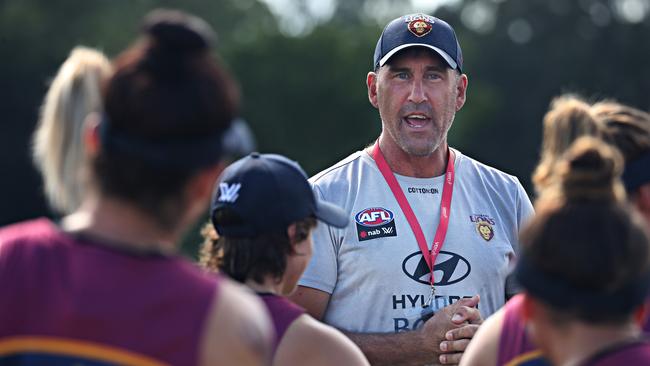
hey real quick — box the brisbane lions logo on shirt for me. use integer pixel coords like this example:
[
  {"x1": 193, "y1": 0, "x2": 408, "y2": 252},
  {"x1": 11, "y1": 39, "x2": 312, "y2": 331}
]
[
  {"x1": 469, "y1": 214, "x2": 496, "y2": 242},
  {"x1": 355, "y1": 207, "x2": 397, "y2": 242}
]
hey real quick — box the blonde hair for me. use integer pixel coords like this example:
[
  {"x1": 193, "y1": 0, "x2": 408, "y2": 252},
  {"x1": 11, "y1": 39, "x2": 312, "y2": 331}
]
[
  {"x1": 532, "y1": 95, "x2": 602, "y2": 194},
  {"x1": 591, "y1": 100, "x2": 650, "y2": 163},
  {"x1": 536, "y1": 137, "x2": 626, "y2": 209},
  {"x1": 32, "y1": 47, "x2": 112, "y2": 213}
]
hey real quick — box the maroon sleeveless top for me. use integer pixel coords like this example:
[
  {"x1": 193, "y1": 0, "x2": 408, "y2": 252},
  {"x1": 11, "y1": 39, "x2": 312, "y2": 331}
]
[
  {"x1": 498, "y1": 294, "x2": 548, "y2": 366},
  {"x1": 0, "y1": 218, "x2": 220, "y2": 366},
  {"x1": 258, "y1": 293, "x2": 305, "y2": 354}
]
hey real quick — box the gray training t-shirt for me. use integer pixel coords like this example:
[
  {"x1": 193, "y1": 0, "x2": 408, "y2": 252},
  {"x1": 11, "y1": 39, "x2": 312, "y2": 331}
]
[{"x1": 299, "y1": 148, "x2": 534, "y2": 333}]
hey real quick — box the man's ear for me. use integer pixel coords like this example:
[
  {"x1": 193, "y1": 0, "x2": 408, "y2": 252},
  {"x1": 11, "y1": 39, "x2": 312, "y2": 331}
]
[
  {"x1": 367, "y1": 71, "x2": 379, "y2": 108},
  {"x1": 455, "y1": 73, "x2": 468, "y2": 112},
  {"x1": 83, "y1": 112, "x2": 102, "y2": 158}
]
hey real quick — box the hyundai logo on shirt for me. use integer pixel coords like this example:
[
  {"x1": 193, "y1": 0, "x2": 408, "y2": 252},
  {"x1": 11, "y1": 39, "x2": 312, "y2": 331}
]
[{"x1": 402, "y1": 250, "x2": 471, "y2": 285}]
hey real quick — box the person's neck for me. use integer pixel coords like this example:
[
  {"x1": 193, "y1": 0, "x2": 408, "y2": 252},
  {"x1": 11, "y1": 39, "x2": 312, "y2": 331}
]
[
  {"x1": 245, "y1": 276, "x2": 284, "y2": 295},
  {"x1": 370, "y1": 133, "x2": 449, "y2": 178},
  {"x1": 546, "y1": 321, "x2": 640, "y2": 366},
  {"x1": 61, "y1": 195, "x2": 180, "y2": 255}
]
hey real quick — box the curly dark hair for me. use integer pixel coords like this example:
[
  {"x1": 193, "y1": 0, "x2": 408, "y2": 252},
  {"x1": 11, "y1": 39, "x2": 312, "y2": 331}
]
[{"x1": 200, "y1": 210, "x2": 317, "y2": 284}]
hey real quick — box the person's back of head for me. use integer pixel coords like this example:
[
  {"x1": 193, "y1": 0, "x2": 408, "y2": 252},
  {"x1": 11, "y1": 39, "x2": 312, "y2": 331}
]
[
  {"x1": 592, "y1": 101, "x2": 650, "y2": 197},
  {"x1": 33, "y1": 46, "x2": 112, "y2": 214},
  {"x1": 532, "y1": 95, "x2": 602, "y2": 194},
  {"x1": 518, "y1": 137, "x2": 650, "y2": 326},
  {"x1": 84, "y1": 10, "x2": 272, "y2": 366},
  {"x1": 95, "y1": 9, "x2": 239, "y2": 229},
  {"x1": 592, "y1": 101, "x2": 650, "y2": 163}
]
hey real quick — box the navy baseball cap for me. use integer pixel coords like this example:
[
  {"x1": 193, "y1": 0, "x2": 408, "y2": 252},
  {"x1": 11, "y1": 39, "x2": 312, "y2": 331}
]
[
  {"x1": 211, "y1": 153, "x2": 348, "y2": 237},
  {"x1": 373, "y1": 13, "x2": 463, "y2": 72}
]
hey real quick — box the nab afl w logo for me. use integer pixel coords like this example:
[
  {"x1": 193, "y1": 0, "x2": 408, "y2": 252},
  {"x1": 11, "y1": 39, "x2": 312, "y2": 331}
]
[
  {"x1": 218, "y1": 183, "x2": 241, "y2": 203},
  {"x1": 402, "y1": 250, "x2": 471, "y2": 285},
  {"x1": 355, "y1": 207, "x2": 397, "y2": 242}
]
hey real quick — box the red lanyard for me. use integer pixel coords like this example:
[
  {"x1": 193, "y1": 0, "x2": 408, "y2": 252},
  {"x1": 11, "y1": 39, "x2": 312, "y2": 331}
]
[{"x1": 372, "y1": 142, "x2": 455, "y2": 287}]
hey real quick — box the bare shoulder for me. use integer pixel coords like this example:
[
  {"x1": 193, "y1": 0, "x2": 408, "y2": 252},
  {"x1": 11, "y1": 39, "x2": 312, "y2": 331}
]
[
  {"x1": 459, "y1": 307, "x2": 505, "y2": 366},
  {"x1": 199, "y1": 279, "x2": 273, "y2": 366},
  {"x1": 274, "y1": 314, "x2": 369, "y2": 366}
]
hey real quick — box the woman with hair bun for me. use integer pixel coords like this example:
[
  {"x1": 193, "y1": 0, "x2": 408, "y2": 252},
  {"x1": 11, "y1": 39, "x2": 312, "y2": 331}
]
[
  {"x1": 514, "y1": 137, "x2": 650, "y2": 365},
  {"x1": 461, "y1": 98, "x2": 650, "y2": 366},
  {"x1": 463, "y1": 137, "x2": 650, "y2": 366},
  {"x1": 0, "y1": 9, "x2": 272, "y2": 366}
]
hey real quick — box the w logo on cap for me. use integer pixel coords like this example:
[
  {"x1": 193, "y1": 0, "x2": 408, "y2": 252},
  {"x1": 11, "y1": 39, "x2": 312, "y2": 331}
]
[{"x1": 218, "y1": 183, "x2": 241, "y2": 203}]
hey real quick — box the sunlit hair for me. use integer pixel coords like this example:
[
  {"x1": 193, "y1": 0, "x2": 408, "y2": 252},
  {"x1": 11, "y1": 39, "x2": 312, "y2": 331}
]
[
  {"x1": 532, "y1": 95, "x2": 602, "y2": 195},
  {"x1": 32, "y1": 47, "x2": 112, "y2": 214},
  {"x1": 592, "y1": 100, "x2": 650, "y2": 163}
]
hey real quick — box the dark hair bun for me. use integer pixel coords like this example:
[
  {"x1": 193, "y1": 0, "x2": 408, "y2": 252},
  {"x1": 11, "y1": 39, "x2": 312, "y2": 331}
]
[
  {"x1": 142, "y1": 9, "x2": 216, "y2": 54},
  {"x1": 559, "y1": 137, "x2": 624, "y2": 202}
]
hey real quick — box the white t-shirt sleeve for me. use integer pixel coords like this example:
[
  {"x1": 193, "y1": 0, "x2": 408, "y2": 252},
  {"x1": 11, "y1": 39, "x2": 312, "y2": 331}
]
[
  {"x1": 516, "y1": 181, "x2": 535, "y2": 230},
  {"x1": 298, "y1": 186, "x2": 339, "y2": 294},
  {"x1": 505, "y1": 179, "x2": 535, "y2": 297}
]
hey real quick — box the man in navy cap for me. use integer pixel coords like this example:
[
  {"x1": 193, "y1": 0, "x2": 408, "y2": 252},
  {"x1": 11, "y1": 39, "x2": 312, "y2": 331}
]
[{"x1": 291, "y1": 13, "x2": 534, "y2": 365}]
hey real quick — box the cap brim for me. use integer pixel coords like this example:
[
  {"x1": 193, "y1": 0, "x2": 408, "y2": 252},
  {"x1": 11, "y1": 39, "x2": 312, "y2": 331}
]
[
  {"x1": 314, "y1": 199, "x2": 348, "y2": 228},
  {"x1": 379, "y1": 43, "x2": 457, "y2": 70}
]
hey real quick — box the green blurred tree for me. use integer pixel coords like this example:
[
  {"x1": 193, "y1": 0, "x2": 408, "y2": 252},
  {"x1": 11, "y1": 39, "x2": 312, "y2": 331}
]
[
  {"x1": 0, "y1": 0, "x2": 278, "y2": 227},
  {"x1": 436, "y1": 0, "x2": 650, "y2": 189}
]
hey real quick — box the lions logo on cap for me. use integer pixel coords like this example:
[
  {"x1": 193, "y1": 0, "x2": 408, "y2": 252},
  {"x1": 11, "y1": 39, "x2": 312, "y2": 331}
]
[
  {"x1": 476, "y1": 220, "x2": 494, "y2": 241},
  {"x1": 405, "y1": 14, "x2": 434, "y2": 37}
]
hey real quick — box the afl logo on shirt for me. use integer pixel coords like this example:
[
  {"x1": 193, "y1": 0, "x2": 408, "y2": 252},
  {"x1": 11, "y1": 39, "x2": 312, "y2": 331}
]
[{"x1": 355, "y1": 207, "x2": 397, "y2": 242}]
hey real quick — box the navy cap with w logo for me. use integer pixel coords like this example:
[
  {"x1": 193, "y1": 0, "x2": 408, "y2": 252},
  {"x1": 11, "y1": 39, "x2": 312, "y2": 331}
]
[
  {"x1": 211, "y1": 153, "x2": 348, "y2": 237},
  {"x1": 373, "y1": 13, "x2": 463, "y2": 72}
]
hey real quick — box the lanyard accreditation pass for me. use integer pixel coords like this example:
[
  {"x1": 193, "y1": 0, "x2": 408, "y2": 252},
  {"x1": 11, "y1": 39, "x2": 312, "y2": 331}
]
[{"x1": 372, "y1": 142, "x2": 456, "y2": 311}]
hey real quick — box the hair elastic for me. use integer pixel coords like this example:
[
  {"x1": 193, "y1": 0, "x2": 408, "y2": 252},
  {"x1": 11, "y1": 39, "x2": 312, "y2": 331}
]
[{"x1": 99, "y1": 113, "x2": 224, "y2": 169}]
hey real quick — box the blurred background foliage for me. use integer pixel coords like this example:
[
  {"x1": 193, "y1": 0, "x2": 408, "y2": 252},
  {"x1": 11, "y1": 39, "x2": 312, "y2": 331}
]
[{"x1": 1, "y1": 0, "x2": 649, "y2": 257}]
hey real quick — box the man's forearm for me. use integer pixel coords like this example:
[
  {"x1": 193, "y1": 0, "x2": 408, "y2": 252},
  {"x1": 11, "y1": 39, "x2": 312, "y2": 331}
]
[{"x1": 344, "y1": 331, "x2": 441, "y2": 366}]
